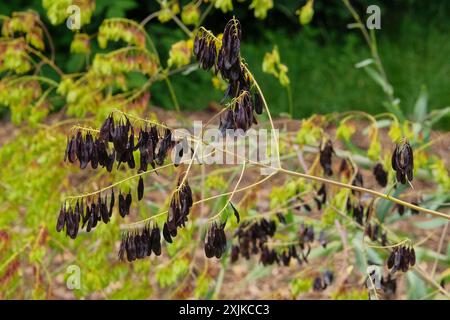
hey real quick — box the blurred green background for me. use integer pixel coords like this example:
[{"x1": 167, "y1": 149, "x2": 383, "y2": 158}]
[{"x1": 1, "y1": 0, "x2": 449, "y2": 127}]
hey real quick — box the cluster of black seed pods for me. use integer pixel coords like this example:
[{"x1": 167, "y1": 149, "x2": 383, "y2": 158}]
[
  {"x1": 230, "y1": 218, "x2": 276, "y2": 263},
  {"x1": 57, "y1": 159, "x2": 149, "y2": 237},
  {"x1": 194, "y1": 18, "x2": 263, "y2": 134},
  {"x1": 114, "y1": 177, "x2": 193, "y2": 262},
  {"x1": 118, "y1": 225, "x2": 161, "y2": 262},
  {"x1": 65, "y1": 130, "x2": 115, "y2": 171},
  {"x1": 57, "y1": 191, "x2": 115, "y2": 238},
  {"x1": 230, "y1": 217, "x2": 322, "y2": 267},
  {"x1": 65, "y1": 114, "x2": 176, "y2": 173},
  {"x1": 163, "y1": 179, "x2": 193, "y2": 243},
  {"x1": 387, "y1": 245, "x2": 416, "y2": 274},
  {"x1": 391, "y1": 139, "x2": 414, "y2": 185},
  {"x1": 204, "y1": 221, "x2": 227, "y2": 259}
]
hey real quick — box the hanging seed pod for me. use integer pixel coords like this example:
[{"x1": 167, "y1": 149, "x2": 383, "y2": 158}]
[
  {"x1": 373, "y1": 163, "x2": 388, "y2": 187},
  {"x1": 135, "y1": 234, "x2": 146, "y2": 259},
  {"x1": 109, "y1": 189, "x2": 115, "y2": 217},
  {"x1": 137, "y1": 176, "x2": 144, "y2": 201},
  {"x1": 56, "y1": 203, "x2": 66, "y2": 232},
  {"x1": 409, "y1": 247, "x2": 416, "y2": 266},
  {"x1": 100, "y1": 195, "x2": 109, "y2": 224},
  {"x1": 276, "y1": 212, "x2": 287, "y2": 224},
  {"x1": 397, "y1": 204, "x2": 405, "y2": 217},
  {"x1": 125, "y1": 191, "x2": 132, "y2": 216},
  {"x1": 99, "y1": 114, "x2": 114, "y2": 142},
  {"x1": 391, "y1": 139, "x2": 414, "y2": 184},
  {"x1": 319, "y1": 139, "x2": 334, "y2": 176},
  {"x1": 230, "y1": 202, "x2": 240, "y2": 223},
  {"x1": 231, "y1": 245, "x2": 240, "y2": 263},
  {"x1": 118, "y1": 192, "x2": 126, "y2": 218},
  {"x1": 126, "y1": 234, "x2": 137, "y2": 262},
  {"x1": 151, "y1": 226, "x2": 162, "y2": 256},
  {"x1": 204, "y1": 222, "x2": 227, "y2": 259},
  {"x1": 142, "y1": 227, "x2": 152, "y2": 257},
  {"x1": 253, "y1": 91, "x2": 263, "y2": 115},
  {"x1": 162, "y1": 223, "x2": 172, "y2": 243},
  {"x1": 118, "y1": 234, "x2": 126, "y2": 261}
]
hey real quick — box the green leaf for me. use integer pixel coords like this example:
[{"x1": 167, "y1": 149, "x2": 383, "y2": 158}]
[
  {"x1": 413, "y1": 86, "x2": 428, "y2": 122},
  {"x1": 363, "y1": 66, "x2": 393, "y2": 96},
  {"x1": 407, "y1": 272, "x2": 427, "y2": 300},
  {"x1": 354, "y1": 58, "x2": 373, "y2": 68},
  {"x1": 413, "y1": 218, "x2": 447, "y2": 229},
  {"x1": 352, "y1": 234, "x2": 367, "y2": 273}
]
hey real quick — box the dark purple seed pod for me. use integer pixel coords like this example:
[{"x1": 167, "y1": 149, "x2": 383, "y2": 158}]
[
  {"x1": 319, "y1": 139, "x2": 334, "y2": 176},
  {"x1": 230, "y1": 202, "x2": 240, "y2": 223},
  {"x1": 68, "y1": 136, "x2": 77, "y2": 163},
  {"x1": 126, "y1": 235, "x2": 137, "y2": 262},
  {"x1": 409, "y1": 247, "x2": 416, "y2": 266},
  {"x1": 118, "y1": 234, "x2": 126, "y2": 261},
  {"x1": 393, "y1": 248, "x2": 402, "y2": 273},
  {"x1": 137, "y1": 176, "x2": 144, "y2": 201},
  {"x1": 276, "y1": 212, "x2": 286, "y2": 224},
  {"x1": 387, "y1": 251, "x2": 395, "y2": 269},
  {"x1": 204, "y1": 243, "x2": 214, "y2": 258},
  {"x1": 143, "y1": 227, "x2": 152, "y2": 256},
  {"x1": 230, "y1": 245, "x2": 239, "y2": 262},
  {"x1": 397, "y1": 204, "x2": 405, "y2": 216},
  {"x1": 64, "y1": 137, "x2": 70, "y2": 162},
  {"x1": 151, "y1": 226, "x2": 161, "y2": 256},
  {"x1": 86, "y1": 211, "x2": 94, "y2": 232},
  {"x1": 100, "y1": 196, "x2": 109, "y2": 224},
  {"x1": 193, "y1": 34, "x2": 200, "y2": 56},
  {"x1": 118, "y1": 192, "x2": 126, "y2": 218},
  {"x1": 82, "y1": 203, "x2": 91, "y2": 228},
  {"x1": 125, "y1": 191, "x2": 132, "y2": 216},
  {"x1": 391, "y1": 140, "x2": 414, "y2": 184},
  {"x1": 373, "y1": 163, "x2": 388, "y2": 187},
  {"x1": 99, "y1": 114, "x2": 113, "y2": 142},
  {"x1": 162, "y1": 223, "x2": 172, "y2": 243},
  {"x1": 56, "y1": 203, "x2": 66, "y2": 232},
  {"x1": 135, "y1": 234, "x2": 146, "y2": 259},
  {"x1": 254, "y1": 92, "x2": 263, "y2": 115},
  {"x1": 109, "y1": 189, "x2": 115, "y2": 217}
]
